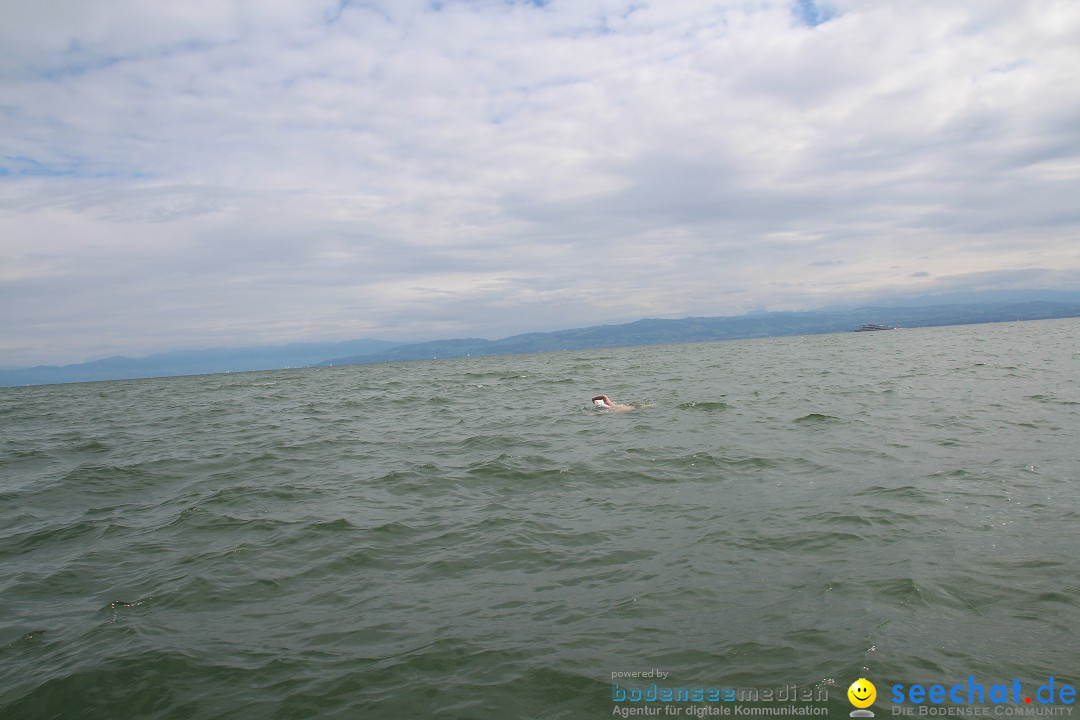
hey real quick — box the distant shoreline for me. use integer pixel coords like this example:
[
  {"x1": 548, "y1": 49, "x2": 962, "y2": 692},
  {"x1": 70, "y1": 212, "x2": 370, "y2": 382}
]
[{"x1": 4, "y1": 299, "x2": 1080, "y2": 388}]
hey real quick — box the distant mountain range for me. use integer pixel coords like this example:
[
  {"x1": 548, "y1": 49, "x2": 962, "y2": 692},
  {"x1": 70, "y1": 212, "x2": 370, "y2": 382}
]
[
  {"x1": 3, "y1": 298, "x2": 1080, "y2": 387},
  {"x1": 0, "y1": 339, "x2": 401, "y2": 387},
  {"x1": 318, "y1": 299, "x2": 1080, "y2": 365}
]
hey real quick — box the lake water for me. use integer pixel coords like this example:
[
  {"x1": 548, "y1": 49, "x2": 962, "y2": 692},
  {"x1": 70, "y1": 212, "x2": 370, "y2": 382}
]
[{"x1": 2, "y1": 318, "x2": 1078, "y2": 719}]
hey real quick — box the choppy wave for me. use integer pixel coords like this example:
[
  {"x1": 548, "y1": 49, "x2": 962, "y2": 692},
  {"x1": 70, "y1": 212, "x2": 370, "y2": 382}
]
[{"x1": 2, "y1": 318, "x2": 1079, "y2": 718}]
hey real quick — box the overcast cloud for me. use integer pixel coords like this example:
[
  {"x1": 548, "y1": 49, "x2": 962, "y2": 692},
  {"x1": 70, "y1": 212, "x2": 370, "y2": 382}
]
[{"x1": 2, "y1": 0, "x2": 1079, "y2": 366}]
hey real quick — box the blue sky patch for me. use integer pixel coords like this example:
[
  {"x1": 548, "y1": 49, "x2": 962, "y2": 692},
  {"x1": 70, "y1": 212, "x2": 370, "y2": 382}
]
[{"x1": 794, "y1": 0, "x2": 835, "y2": 27}]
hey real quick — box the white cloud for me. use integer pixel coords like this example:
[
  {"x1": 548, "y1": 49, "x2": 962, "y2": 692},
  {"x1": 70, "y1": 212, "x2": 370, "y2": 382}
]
[{"x1": 1, "y1": 0, "x2": 1079, "y2": 366}]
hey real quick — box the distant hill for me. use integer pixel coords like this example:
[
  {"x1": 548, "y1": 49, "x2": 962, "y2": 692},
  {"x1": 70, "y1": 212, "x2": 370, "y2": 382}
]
[
  {"x1": 0, "y1": 339, "x2": 401, "y2": 387},
  {"x1": 4, "y1": 299, "x2": 1080, "y2": 387},
  {"x1": 321, "y1": 300, "x2": 1080, "y2": 366}
]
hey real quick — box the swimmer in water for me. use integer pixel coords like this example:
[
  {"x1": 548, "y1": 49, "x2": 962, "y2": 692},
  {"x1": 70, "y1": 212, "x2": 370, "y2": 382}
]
[{"x1": 591, "y1": 394, "x2": 634, "y2": 412}]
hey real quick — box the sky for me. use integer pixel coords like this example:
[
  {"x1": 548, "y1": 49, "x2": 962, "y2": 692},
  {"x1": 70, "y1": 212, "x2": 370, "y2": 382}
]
[{"x1": 2, "y1": 0, "x2": 1080, "y2": 367}]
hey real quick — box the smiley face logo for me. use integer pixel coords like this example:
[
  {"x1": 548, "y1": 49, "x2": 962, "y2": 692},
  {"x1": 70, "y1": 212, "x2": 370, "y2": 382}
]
[{"x1": 848, "y1": 678, "x2": 876, "y2": 709}]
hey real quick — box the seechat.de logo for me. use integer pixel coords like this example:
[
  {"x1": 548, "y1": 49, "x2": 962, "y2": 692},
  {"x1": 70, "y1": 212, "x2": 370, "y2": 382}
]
[{"x1": 849, "y1": 678, "x2": 877, "y2": 717}]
